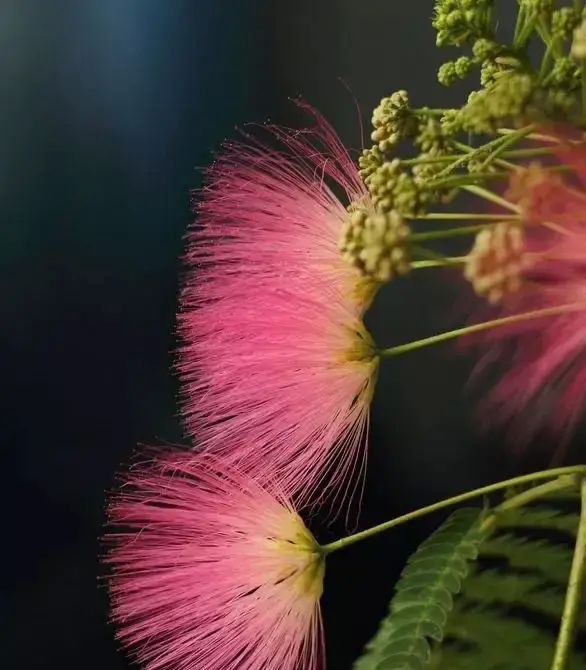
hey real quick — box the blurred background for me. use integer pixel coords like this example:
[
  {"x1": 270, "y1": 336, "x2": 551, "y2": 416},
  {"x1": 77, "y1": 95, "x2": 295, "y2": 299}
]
[{"x1": 1, "y1": 1, "x2": 556, "y2": 668}]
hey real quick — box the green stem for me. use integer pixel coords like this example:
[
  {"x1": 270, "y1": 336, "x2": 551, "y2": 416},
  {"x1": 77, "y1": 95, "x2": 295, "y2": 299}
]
[
  {"x1": 321, "y1": 467, "x2": 586, "y2": 555},
  {"x1": 482, "y1": 476, "x2": 580, "y2": 533},
  {"x1": 454, "y1": 140, "x2": 552, "y2": 165},
  {"x1": 516, "y1": 13, "x2": 539, "y2": 48},
  {"x1": 513, "y1": 2, "x2": 526, "y2": 48},
  {"x1": 402, "y1": 145, "x2": 553, "y2": 168},
  {"x1": 497, "y1": 128, "x2": 562, "y2": 144},
  {"x1": 411, "y1": 257, "x2": 466, "y2": 269},
  {"x1": 537, "y1": 18, "x2": 562, "y2": 58},
  {"x1": 478, "y1": 125, "x2": 535, "y2": 171},
  {"x1": 427, "y1": 172, "x2": 508, "y2": 191},
  {"x1": 551, "y1": 477, "x2": 586, "y2": 670},
  {"x1": 540, "y1": 40, "x2": 554, "y2": 78},
  {"x1": 414, "y1": 213, "x2": 520, "y2": 221},
  {"x1": 495, "y1": 157, "x2": 518, "y2": 171},
  {"x1": 436, "y1": 134, "x2": 510, "y2": 178},
  {"x1": 480, "y1": 476, "x2": 579, "y2": 534},
  {"x1": 496, "y1": 476, "x2": 578, "y2": 515},
  {"x1": 378, "y1": 302, "x2": 586, "y2": 358},
  {"x1": 402, "y1": 155, "x2": 458, "y2": 166},
  {"x1": 582, "y1": 60, "x2": 586, "y2": 120},
  {"x1": 462, "y1": 184, "x2": 520, "y2": 212},
  {"x1": 504, "y1": 146, "x2": 556, "y2": 158},
  {"x1": 410, "y1": 224, "x2": 488, "y2": 242}
]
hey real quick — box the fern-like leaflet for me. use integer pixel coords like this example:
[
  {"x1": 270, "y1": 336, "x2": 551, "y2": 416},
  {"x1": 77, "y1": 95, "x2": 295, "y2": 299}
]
[
  {"x1": 354, "y1": 507, "x2": 486, "y2": 669},
  {"x1": 355, "y1": 487, "x2": 586, "y2": 669}
]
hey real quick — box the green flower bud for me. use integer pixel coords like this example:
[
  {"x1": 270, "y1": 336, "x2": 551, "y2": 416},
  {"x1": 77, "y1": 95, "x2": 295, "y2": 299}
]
[
  {"x1": 438, "y1": 57, "x2": 473, "y2": 86},
  {"x1": 455, "y1": 55, "x2": 473, "y2": 77},
  {"x1": 438, "y1": 61, "x2": 458, "y2": 86},
  {"x1": 480, "y1": 59, "x2": 500, "y2": 87},
  {"x1": 472, "y1": 38, "x2": 501, "y2": 61}
]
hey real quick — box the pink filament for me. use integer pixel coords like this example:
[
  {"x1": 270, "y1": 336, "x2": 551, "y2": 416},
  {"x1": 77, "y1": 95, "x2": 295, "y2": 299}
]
[
  {"x1": 106, "y1": 453, "x2": 324, "y2": 670},
  {"x1": 471, "y1": 141, "x2": 586, "y2": 444},
  {"x1": 178, "y1": 103, "x2": 376, "y2": 502}
]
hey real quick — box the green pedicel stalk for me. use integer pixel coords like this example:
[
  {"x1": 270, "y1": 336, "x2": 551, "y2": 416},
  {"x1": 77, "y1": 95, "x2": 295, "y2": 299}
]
[
  {"x1": 377, "y1": 302, "x2": 586, "y2": 358},
  {"x1": 411, "y1": 257, "x2": 466, "y2": 269},
  {"x1": 551, "y1": 477, "x2": 586, "y2": 670},
  {"x1": 321, "y1": 466, "x2": 586, "y2": 555}
]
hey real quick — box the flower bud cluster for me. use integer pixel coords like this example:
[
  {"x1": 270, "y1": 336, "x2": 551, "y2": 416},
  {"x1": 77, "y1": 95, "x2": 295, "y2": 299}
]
[
  {"x1": 458, "y1": 72, "x2": 575, "y2": 133},
  {"x1": 464, "y1": 223, "x2": 527, "y2": 303},
  {"x1": 552, "y1": 7, "x2": 580, "y2": 42},
  {"x1": 433, "y1": 0, "x2": 493, "y2": 48},
  {"x1": 358, "y1": 146, "x2": 384, "y2": 183},
  {"x1": 340, "y1": 208, "x2": 411, "y2": 283},
  {"x1": 371, "y1": 90, "x2": 416, "y2": 151},
  {"x1": 366, "y1": 160, "x2": 432, "y2": 217}
]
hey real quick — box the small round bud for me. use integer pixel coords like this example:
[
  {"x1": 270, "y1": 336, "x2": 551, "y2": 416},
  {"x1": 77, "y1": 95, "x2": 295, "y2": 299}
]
[
  {"x1": 455, "y1": 55, "x2": 473, "y2": 78},
  {"x1": 472, "y1": 38, "x2": 500, "y2": 61},
  {"x1": 438, "y1": 61, "x2": 458, "y2": 86},
  {"x1": 480, "y1": 60, "x2": 500, "y2": 87}
]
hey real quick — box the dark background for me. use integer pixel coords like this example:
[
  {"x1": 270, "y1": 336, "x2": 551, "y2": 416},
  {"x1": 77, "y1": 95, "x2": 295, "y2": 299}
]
[{"x1": 0, "y1": 2, "x2": 554, "y2": 669}]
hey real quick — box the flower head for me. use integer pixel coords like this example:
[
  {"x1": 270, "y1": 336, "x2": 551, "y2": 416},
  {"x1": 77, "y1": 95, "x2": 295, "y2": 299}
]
[
  {"x1": 179, "y1": 104, "x2": 379, "y2": 502},
  {"x1": 106, "y1": 453, "x2": 325, "y2": 670},
  {"x1": 469, "y1": 142, "x2": 586, "y2": 443}
]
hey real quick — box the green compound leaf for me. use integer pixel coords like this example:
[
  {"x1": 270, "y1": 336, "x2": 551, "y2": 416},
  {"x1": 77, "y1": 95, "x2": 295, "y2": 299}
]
[
  {"x1": 354, "y1": 507, "x2": 487, "y2": 670},
  {"x1": 431, "y1": 492, "x2": 586, "y2": 670},
  {"x1": 355, "y1": 489, "x2": 586, "y2": 670}
]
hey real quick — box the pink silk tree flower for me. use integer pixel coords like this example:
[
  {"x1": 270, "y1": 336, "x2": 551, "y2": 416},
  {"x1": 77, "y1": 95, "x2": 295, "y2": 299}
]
[
  {"x1": 469, "y1": 145, "x2": 586, "y2": 445},
  {"x1": 178, "y1": 104, "x2": 379, "y2": 503},
  {"x1": 106, "y1": 452, "x2": 325, "y2": 670}
]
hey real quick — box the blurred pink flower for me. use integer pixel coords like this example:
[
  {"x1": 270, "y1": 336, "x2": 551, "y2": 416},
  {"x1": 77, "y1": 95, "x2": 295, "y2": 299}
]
[
  {"x1": 471, "y1": 143, "x2": 586, "y2": 444},
  {"x1": 179, "y1": 105, "x2": 378, "y2": 502},
  {"x1": 106, "y1": 452, "x2": 325, "y2": 670}
]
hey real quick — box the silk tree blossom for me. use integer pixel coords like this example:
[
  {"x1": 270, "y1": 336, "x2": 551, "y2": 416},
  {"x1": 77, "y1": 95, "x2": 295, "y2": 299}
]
[
  {"x1": 106, "y1": 452, "x2": 325, "y2": 670},
  {"x1": 179, "y1": 104, "x2": 379, "y2": 502},
  {"x1": 470, "y1": 142, "x2": 586, "y2": 444}
]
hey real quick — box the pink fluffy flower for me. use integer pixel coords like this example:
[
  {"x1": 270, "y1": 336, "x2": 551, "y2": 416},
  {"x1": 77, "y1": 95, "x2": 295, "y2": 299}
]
[
  {"x1": 179, "y1": 105, "x2": 378, "y2": 501},
  {"x1": 470, "y1": 143, "x2": 586, "y2": 444},
  {"x1": 106, "y1": 452, "x2": 325, "y2": 670}
]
